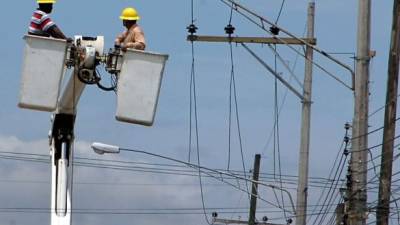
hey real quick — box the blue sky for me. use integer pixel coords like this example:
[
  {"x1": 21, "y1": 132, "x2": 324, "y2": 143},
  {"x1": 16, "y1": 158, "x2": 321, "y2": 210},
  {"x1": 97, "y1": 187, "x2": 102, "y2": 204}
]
[{"x1": 0, "y1": 0, "x2": 397, "y2": 225}]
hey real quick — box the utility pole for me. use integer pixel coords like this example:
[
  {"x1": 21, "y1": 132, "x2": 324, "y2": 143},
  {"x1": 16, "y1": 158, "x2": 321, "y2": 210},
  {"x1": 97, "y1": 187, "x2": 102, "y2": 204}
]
[
  {"x1": 336, "y1": 203, "x2": 345, "y2": 225},
  {"x1": 212, "y1": 154, "x2": 286, "y2": 225},
  {"x1": 212, "y1": 154, "x2": 264, "y2": 225},
  {"x1": 376, "y1": 1, "x2": 400, "y2": 225},
  {"x1": 187, "y1": 3, "x2": 363, "y2": 225},
  {"x1": 249, "y1": 154, "x2": 261, "y2": 225},
  {"x1": 295, "y1": 3, "x2": 315, "y2": 225},
  {"x1": 349, "y1": 0, "x2": 371, "y2": 224}
]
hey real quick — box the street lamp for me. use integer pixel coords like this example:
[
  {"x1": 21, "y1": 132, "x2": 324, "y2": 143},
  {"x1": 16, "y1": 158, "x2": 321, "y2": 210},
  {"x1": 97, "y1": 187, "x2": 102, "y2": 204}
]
[
  {"x1": 90, "y1": 142, "x2": 297, "y2": 215},
  {"x1": 91, "y1": 142, "x2": 120, "y2": 154}
]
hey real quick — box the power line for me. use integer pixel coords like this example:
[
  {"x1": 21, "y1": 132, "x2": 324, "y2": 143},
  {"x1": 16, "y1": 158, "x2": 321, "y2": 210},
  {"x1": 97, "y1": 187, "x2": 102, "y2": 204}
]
[
  {"x1": 261, "y1": 23, "x2": 307, "y2": 156},
  {"x1": 218, "y1": 0, "x2": 355, "y2": 90},
  {"x1": 0, "y1": 153, "x2": 348, "y2": 188},
  {"x1": 275, "y1": 0, "x2": 287, "y2": 24},
  {"x1": 188, "y1": 16, "x2": 212, "y2": 223},
  {"x1": 0, "y1": 151, "x2": 350, "y2": 190},
  {"x1": 272, "y1": 44, "x2": 288, "y2": 220},
  {"x1": 307, "y1": 129, "x2": 348, "y2": 224},
  {"x1": 0, "y1": 208, "x2": 338, "y2": 221},
  {"x1": 0, "y1": 148, "x2": 297, "y2": 213},
  {"x1": 312, "y1": 154, "x2": 347, "y2": 225},
  {"x1": 228, "y1": 41, "x2": 251, "y2": 202},
  {"x1": 0, "y1": 151, "x2": 349, "y2": 182}
]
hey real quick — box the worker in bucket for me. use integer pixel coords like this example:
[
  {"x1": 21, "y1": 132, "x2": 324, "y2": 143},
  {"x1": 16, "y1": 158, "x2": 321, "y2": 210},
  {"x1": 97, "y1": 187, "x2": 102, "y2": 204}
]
[
  {"x1": 28, "y1": 0, "x2": 67, "y2": 39},
  {"x1": 114, "y1": 7, "x2": 146, "y2": 51}
]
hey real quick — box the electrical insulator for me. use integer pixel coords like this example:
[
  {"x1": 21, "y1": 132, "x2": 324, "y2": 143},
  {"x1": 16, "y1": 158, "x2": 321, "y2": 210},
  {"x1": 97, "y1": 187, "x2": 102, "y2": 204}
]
[
  {"x1": 270, "y1": 26, "x2": 280, "y2": 35},
  {"x1": 225, "y1": 24, "x2": 235, "y2": 35},
  {"x1": 187, "y1": 24, "x2": 198, "y2": 34}
]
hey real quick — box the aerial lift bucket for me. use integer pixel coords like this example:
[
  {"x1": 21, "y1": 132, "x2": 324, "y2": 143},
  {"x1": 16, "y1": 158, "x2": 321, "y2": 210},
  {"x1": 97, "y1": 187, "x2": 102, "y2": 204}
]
[
  {"x1": 18, "y1": 35, "x2": 67, "y2": 112},
  {"x1": 18, "y1": 34, "x2": 167, "y2": 225},
  {"x1": 116, "y1": 49, "x2": 168, "y2": 126}
]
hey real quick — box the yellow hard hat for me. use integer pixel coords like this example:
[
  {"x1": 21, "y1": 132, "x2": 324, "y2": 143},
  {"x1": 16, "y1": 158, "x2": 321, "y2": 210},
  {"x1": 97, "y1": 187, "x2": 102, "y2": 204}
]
[
  {"x1": 37, "y1": 0, "x2": 56, "y2": 3},
  {"x1": 120, "y1": 7, "x2": 140, "y2": 21}
]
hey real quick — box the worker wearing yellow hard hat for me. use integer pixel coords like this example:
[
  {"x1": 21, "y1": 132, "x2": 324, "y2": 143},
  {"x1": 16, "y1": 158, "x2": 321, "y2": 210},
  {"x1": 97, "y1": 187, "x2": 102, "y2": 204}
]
[
  {"x1": 115, "y1": 7, "x2": 146, "y2": 51},
  {"x1": 119, "y1": 7, "x2": 140, "y2": 20},
  {"x1": 28, "y1": 0, "x2": 68, "y2": 39}
]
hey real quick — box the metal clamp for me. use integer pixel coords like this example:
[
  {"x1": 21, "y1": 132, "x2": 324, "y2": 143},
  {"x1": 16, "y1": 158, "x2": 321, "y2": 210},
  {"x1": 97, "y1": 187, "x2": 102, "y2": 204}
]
[{"x1": 105, "y1": 45, "x2": 124, "y2": 75}]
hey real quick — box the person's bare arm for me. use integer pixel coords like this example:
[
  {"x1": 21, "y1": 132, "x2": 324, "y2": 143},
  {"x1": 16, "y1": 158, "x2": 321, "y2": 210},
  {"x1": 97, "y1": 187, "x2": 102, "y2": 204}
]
[
  {"x1": 122, "y1": 42, "x2": 145, "y2": 51},
  {"x1": 115, "y1": 32, "x2": 127, "y2": 45},
  {"x1": 47, "y1": 25, "x2": 67, "y2": 39}
]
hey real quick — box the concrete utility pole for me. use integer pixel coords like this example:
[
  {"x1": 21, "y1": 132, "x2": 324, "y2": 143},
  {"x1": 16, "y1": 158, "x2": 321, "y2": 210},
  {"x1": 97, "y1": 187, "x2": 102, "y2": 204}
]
[
  {"x1": 249, "y1": 154, "x2": 261, "y2": 225},
  {"x1": 295, "y1": 3, "x2": 315, "y2": 225},
  {"x1": 349, "y1": 0, "x2": 371, "y2": 224},
  {"x1": 376, "y1": 1, "x2": 400, "y2": 225}
]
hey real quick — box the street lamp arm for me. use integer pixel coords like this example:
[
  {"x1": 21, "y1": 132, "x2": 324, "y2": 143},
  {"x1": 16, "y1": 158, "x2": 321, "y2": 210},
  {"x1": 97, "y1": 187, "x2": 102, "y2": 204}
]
[
  {"x1": 92, "y1": 143, "x2": 297, "y2": 215},
  {"x1": 110, "y1": 145, "x2": 296, "y2": 214}
]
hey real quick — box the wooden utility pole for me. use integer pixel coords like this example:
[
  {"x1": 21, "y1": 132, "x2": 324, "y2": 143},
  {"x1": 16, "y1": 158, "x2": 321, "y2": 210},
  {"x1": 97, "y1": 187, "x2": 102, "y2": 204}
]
[
  {"x1": 295, "y1": 3, "x2": 315, "y2": 225},
  {"x1": 349, "y1": 0, "x2": 371, "y2": 224},
  {"x1": 212, "y1": 155, "x2": 263, "y2": 225},
  {"x1": 212, "y1": 154, "x2": 286, "y2": 225},
  {"x1": 376, "y1": 1, "x2": 400, "y2": 225},
  {"x1": 336, "y1": 203, "x2": 345, "y2": 225},
  {"x1": 249, "y1": 154, "x2": 261, "y2": 225}
]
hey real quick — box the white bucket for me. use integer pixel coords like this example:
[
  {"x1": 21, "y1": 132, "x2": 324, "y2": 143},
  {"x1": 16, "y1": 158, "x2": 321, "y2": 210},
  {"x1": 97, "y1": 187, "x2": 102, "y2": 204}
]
[
  {"x1": 19, "y1": 35, "x2": 67, "y2": 112},
  {"x1": 116, "y1": 49, "x2": 168, "y2": 126}
]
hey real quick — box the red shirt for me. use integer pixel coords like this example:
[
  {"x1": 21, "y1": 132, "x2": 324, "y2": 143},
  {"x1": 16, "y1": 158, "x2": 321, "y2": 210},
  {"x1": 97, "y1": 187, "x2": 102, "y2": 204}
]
[{"x1": 28, "y1": 10, "x2": 55, "y2": 37}]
